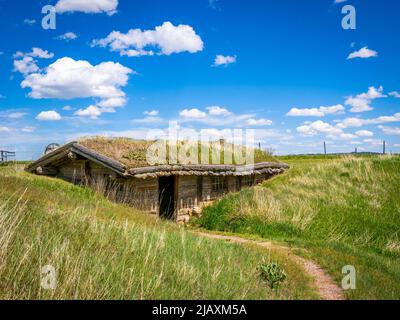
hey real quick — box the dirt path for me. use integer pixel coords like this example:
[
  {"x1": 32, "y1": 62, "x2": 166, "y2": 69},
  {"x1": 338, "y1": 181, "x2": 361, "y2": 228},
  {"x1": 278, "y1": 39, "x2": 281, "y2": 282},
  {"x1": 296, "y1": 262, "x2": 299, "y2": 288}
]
[{"x1": 193, "y1": 231, "x2": 345, "y2": 300}]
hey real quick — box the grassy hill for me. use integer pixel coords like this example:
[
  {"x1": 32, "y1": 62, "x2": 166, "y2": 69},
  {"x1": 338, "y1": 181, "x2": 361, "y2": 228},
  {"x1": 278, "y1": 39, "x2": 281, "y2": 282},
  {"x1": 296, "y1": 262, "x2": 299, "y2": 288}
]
[
  {"x1": 196, "y1": 155, "x2": 400, "y2": 299},
  {"x1": 0, "y1": 165, "x2": 316, "y2": 300}
]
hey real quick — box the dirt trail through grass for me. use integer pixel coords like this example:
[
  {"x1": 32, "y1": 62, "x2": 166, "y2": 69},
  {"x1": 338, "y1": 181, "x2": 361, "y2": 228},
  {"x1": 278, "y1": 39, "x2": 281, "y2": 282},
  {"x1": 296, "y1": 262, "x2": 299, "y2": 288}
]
[{"x1": 193, "y1": 231, "x2": 344, "y2": 300}]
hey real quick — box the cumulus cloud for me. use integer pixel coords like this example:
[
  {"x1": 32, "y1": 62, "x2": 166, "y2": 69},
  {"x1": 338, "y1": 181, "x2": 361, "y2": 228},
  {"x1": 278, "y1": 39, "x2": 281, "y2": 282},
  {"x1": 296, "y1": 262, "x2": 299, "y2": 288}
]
[
  {"x1": 92, "y1": 21, "x2": 204, "y2": 57},
  {"x1": 0, "y1": 126, "x2": 10, "y2": 132},
  {"x1": 213, "y1": 55, "x2": 236, "y2": 67},
  {"x1": 297, "y1": 120, "x2": 343, "y2": 136},
  {"x1": 337, "y1": 113, "x2": 400, "y2": 128},
  {"x1": 347, "y1": 47, "x2": 378, "y2": 60},
  {"x1": 96, "y1": 97, "x2": 127, "y2": 108},
  {"x1": 206, "y1": 106, "x2": 232, "y2": 116},
  {"x1": 355, "y1": 130, "x2": 374, "y2": 137},
  {"x1": 345, "y1": 86, "x2": 386, "y2": 113},
  {"x1": 319, "y1": 105, "x2": 346, "y2": 115},
  {"x1": 56, "y1": 32, "x2": 78, "y2": 41},
  {"x1": 15, "y1": 48, "x2": 54, "y2": 59},
  {"x1": 178, "y1": 106, "x2": 270, "y2": 127},
  {"x1": 21, "y1": 57, "x2": 132, "y2": 110},
  {"x1": 144, "y1": 110, "x2": 159, "y2": 116},
  {"x1": 29, "y1": 48, "x2": 54, "y2": 59},
  {"x1": 55, "y1": 0, "x2": 118, "y2": 15},
  {"x1": 74, "y1": 105, "x2": 102, "y2": 119},
  {"x1": 246, "y1": 118, "x2": 273, "y2": 126},
  {"x1": 378, "y1": 126, "x2": 400, "y2": 135},
  {"x1": 36, "y1": 111, "x2": 62, "y2": 121},
  {"x1": 14, "y1": 56, "x2": 39, "y2": 75},
  {"x1": 389, "y1": 91, "x2": 400, "y2": 98},
  {"x1": 180, "y1": 108, "x2": 207, "y2": 119},
  {"x1": 287, "y1": 104, "x2": 344, "y2": 117},
  {"x1": 13, "y1": 48, "x2": 54, "y2": 75}
]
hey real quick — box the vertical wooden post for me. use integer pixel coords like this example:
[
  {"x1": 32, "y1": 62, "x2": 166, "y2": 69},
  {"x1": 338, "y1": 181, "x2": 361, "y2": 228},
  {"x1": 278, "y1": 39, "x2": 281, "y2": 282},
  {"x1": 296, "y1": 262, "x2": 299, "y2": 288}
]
[
  {"x1": 383, "y1": 140, "x2": 386, "y2": 155},
  {"x1": 324, "y1": 141, "x2": 327, "y2": 155}
]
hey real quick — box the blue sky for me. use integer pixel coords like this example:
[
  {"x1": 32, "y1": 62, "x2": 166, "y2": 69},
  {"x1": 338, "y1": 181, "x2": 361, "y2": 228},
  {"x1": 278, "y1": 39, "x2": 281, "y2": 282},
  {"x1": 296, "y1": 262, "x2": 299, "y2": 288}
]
[{"x1": 0, "y1": 0, "x2": 400, "y2": 160}]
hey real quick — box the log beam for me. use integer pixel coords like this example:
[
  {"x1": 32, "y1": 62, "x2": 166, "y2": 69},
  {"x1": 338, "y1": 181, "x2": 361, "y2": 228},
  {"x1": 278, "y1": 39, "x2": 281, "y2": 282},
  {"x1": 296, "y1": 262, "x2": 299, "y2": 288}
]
[{"x1": 36, "y1": 166, "x2": 58, "y2": 176}]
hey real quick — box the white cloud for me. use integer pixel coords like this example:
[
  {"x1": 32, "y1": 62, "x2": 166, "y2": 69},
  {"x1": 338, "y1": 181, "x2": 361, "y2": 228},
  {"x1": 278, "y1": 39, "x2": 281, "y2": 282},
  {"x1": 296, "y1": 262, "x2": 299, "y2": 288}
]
[
  {"x1": 36, "y1": 111, "x2": 62, "y2": 121},
  {"x1": 319, "y1": 104, "x2": 345, "y2": 115},
  {"x1": 144, "y1": 110, "x2": 159, "y2": 116},
  {"x1": 7, "y1": 112, "x2": 27, "y2": 119},
  {"x1": 345, "y1": 86, "x2": 386, "y2": 113},
  {"x1": 13, "y1": 48, "x2": 54, "y2": 75},
  {"x1": 364, "y1": 138, "x2": 384, "y2": 146},
  {"x1": 334, "y1": 0, "x2": 347, "y2": 3},
  {"x1": 287, "y1": 108, "x2": 324, "y2": 117},
  {"x1": 57, "y1": 32, "x2": 78, "y2": 41},
  {"x1": 206, "y1": 106, "x2": 232, "y2": 116},
  {"x1": 92, "y1": 21, "x2": 204, "y2": 57},
  {"x1": 287, "y1": 104, "x2": 344, "y2": 117},
  {"x1": 180, "y1": 108, "x2": 207, "y2": 119},
  {"x1": 389, "y1": 91, "x2": 400, "y2": 98},
  {"x1": 63, "y1": 105, "x2": 73, "y2": 111},
  {"x1": 0, "y1": 126, "x2": 10, "y2": 132},
  {"x1": 337, "y1": 133, "x2": 357, "y2": 140},
  {"x1": 355, "y1": 130, "x2": 374, "y2": 137},
  {"x1": 246, "y1": 118, "x2": 273, "y2": 126},
  {"x1": 21, "y1": 126, "x2": 36, "y2": 133},
  {"x1": 378, "y1": 126, "x2": 400, "y2": 136},
  {"x1": 96, "y1": 97, "x2": 127, "y2": 108},
  {"x1": 55, "y1": 0, "x2": 118, "y2": 15},
  {"x1": 74, "y1": 105, "x2": 102, "y2": 119},
  {"x1": 15, "y1": 48, "x2": 54, "y2": 59},
  {"x1": 337, "y1": 113, "x2": 400, "y2": 128},
  {"x1": 296, "y1": 120, "x2": 342, "y2": 136},
  {"x1": 21, "y1": 57, "x2": 132, "y2": 112},
  {"x1": 23, "y1": 19, "x2": 36, "y2": 25},
  {"x1": 29, "y1": 48, "x2": 54, "y2": 59},
  {"x1": 213, "y1": 55, "x2": 236, "y2": 67},
  {"x1": 14, "y1": 56, "x2": 39, "y2": 75},
  {"x1": 132, "y1": 116, "x2": 164, "y2": 124},
  {"x1": 347, "y1": 47, "x2": 378, "y2": 60}
]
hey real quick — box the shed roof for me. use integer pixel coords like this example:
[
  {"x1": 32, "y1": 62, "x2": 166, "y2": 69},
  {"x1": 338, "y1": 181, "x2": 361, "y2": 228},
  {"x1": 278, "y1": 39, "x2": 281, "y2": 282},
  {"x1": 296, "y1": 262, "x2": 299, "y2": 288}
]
[{"x1": 26, "y1": 138, "x2": 289, "y2": 178}]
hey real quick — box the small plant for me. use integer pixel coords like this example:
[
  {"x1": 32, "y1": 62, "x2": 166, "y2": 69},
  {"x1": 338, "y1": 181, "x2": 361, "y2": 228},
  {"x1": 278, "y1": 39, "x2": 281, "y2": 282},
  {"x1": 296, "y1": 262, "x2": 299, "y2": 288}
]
[{"x1": 258, "y1": 262, "x2": 287, "y2": 289}]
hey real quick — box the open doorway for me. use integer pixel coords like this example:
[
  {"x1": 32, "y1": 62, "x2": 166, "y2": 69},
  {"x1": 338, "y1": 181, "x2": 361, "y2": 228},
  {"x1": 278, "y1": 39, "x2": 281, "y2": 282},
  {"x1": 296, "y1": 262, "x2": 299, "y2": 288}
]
[{"x1": 159, "y1": 176, "x2": 175, "y2": 219}]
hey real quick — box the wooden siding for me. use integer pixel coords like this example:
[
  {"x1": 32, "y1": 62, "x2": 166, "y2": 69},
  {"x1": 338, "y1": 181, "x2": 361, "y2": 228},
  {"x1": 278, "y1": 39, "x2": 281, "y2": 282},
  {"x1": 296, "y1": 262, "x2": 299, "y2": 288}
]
[{"x1": 49, "y1": 158, "x2": 279, "y2": 221}]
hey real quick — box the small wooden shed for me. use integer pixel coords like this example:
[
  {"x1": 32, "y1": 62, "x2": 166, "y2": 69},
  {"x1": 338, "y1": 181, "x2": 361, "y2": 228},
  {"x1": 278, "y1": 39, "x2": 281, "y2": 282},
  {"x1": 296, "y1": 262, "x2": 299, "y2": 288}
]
[{"x1": 26, "y1": 138, "x2": 288, "y2": 222}]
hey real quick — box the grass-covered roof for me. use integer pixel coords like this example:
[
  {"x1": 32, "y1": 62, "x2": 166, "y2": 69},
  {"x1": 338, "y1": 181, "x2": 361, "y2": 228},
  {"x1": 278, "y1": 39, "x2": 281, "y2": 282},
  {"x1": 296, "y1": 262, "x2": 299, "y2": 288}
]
[{"x1": 78, "y1": 137, "x2": 278, "y2": 169}]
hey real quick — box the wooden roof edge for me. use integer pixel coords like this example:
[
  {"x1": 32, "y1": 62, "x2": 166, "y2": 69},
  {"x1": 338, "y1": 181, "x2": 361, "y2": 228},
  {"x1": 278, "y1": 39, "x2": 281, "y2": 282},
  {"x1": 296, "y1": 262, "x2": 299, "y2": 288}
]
[
  {"x1": 26, "y1": 142, "x2": 127, "y2": 176},
  {"x1": 25, "y1": 141, "x2": 77, "y2": 172},
  {"x1": 128, "y1": 162, "x2": 289, "y2": 176}
]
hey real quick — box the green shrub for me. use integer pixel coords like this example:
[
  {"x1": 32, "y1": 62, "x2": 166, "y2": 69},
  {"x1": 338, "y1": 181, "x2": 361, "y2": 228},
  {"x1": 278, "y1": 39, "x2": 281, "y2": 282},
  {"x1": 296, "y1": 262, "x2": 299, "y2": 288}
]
[{"x1": 258, "y1": 262, "x2": 287, "y2": 289}]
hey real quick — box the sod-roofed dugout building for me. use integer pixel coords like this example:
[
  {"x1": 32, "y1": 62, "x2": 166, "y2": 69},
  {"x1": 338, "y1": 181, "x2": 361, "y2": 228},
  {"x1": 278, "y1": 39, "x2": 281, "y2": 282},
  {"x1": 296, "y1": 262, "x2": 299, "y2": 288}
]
[{"x1": 26, "y1": 138, "x2": 288, "y2": 222}]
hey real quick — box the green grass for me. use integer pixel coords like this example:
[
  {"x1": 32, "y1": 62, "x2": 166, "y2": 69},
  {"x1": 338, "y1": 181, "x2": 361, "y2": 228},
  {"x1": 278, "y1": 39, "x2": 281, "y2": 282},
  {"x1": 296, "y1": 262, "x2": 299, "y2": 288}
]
[
  {"x1": 195, "y1": 155, "x2": 400, "y2": 299},
  {"x1": 0, "y1": 165, "x2": 317, "y2": 300}
]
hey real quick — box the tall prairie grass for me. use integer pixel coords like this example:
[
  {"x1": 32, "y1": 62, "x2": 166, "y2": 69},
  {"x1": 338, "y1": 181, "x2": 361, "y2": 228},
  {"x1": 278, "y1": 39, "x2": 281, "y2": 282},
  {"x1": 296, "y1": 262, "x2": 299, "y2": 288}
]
[
  {"x1": 0, "y1": 166, "x2": 316, "y2": 300},
  {"x1": 196, "y1": 156, "x2": 400, "y2": 299}
]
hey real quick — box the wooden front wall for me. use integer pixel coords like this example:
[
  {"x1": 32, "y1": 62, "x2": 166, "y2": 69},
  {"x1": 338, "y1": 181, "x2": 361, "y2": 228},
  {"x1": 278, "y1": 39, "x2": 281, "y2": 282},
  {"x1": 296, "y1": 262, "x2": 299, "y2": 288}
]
[{"x1": 52, "y1": 158, "x2": 272, "y2": 221}]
